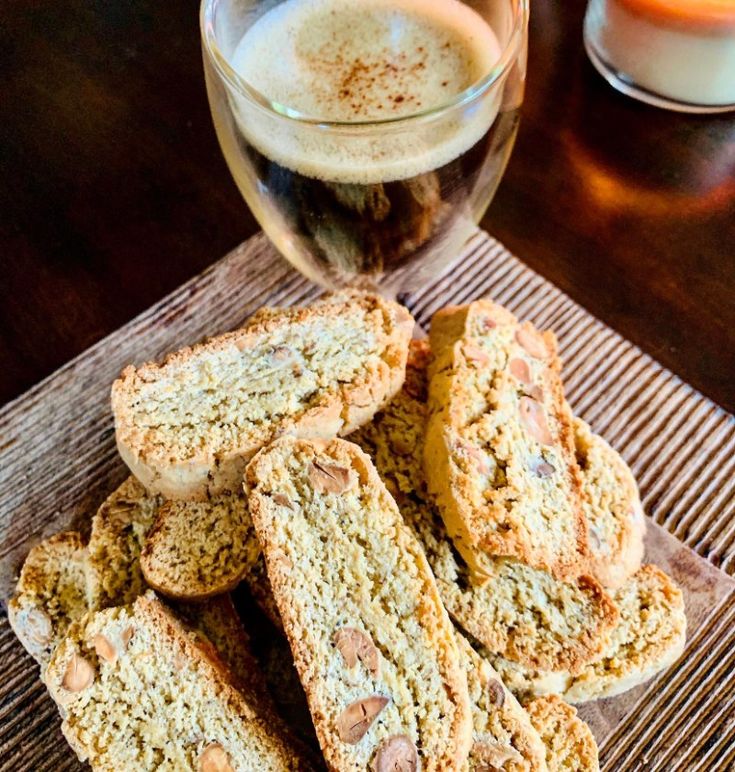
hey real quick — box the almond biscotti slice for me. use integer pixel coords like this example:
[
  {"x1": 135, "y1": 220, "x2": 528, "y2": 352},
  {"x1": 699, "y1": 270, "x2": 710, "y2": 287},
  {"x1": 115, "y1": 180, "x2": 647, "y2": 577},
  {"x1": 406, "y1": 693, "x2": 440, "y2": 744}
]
[
  {"x1": 429, "y1": 543, "x2": 616, "y2": 674},
  {"x1": 86, "y1": 476, "x2": 280, "y2": 626},
  {"x1": 177, "y1": 595, "x2": 273, "y2": 710},
  {"x1": 8, "y1": 531, "x2": 88, "y2": 668},
  {"x1": 352, "y1": 342, "x2": 618, "y2": 674},
  {"x1": 424, "y1": 300, "x2": 589, "y2": 582},
  {"x1": 45, "y1": 593, "x2": 308, "y2": 770},
  {"x1": 490, "y1": 565, "x2": 686, "y2": 703},
  {"x1": 574, "y1": 418, "x2": 645, "y2": 589},
  {"x1": 86, "y1": 483, "x2": 269, "y2": 695},
  {"x1": 140, "y1": 492, "x2": 261, "y2": 601},
  {"x1": 456, "y1": 634, "x2": 548, "y2": 771},
  {"x1": 247, "y1": 437, "x2": 473, "y2": 771},
  {"x1": 112, "y1": 291, "x2": 414, "y2": 500},
  {"x1": 86, "y1": 476, "x2": 161, "y2": 610},
  {"x1": 8, "y1": 513, "x2": 267, "y2": 706},
  {"x1": 525, "y1": 696, "x2": 599, "y2": 772}
]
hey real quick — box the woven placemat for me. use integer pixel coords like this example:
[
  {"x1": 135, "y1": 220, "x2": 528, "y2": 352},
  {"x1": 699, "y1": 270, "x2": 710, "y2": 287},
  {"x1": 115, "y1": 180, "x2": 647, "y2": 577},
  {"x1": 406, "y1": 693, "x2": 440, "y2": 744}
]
[{"x1": 1, "y1": 230, "x2": 733, "y2": 770}]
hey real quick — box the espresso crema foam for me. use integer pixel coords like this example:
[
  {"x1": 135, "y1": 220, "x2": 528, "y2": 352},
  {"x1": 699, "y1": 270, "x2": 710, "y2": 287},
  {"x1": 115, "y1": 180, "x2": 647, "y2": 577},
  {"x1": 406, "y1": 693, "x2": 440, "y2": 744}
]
[{"x1": 228, "y1": 0, "x2": 503, "y2": 184}]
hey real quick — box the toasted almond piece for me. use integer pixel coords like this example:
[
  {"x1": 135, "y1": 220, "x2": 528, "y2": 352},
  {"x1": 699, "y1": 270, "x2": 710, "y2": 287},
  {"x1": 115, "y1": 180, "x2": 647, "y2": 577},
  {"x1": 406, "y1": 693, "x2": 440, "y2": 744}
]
[
  {"x1": 372, "y1": 734, "x2": 419, "y2": 771},
  {"x1": 455, "y1": 441, "x2": 493, "y2": 476},
  {"x1": 525, "y1": 384, "x2": 544, "y2": 402},
  {"x1": 272, "y1": 493, "x2": 294, "y2": 509},
  {"x1": 533, "y1": 459, "x2": 556, "y2": 478},
  {"x1": 519, "y1": 397, "x2": 553, "y2": 446},
  {"x1": 334, "y1": 627, "x2": 381, "y2": 677},
  {"x1": 463, "y1": 343, "x2": 490, "y2": 366},
  {"x1": 173, "y1": 649, "x2": 187, "y2": 671},
  {"x1": 23, "y1": 607, "x2": 53, "y2": 648},
  {"x1": 472, "y1": 739, "x2": 524, "y2": 770},
  {"x1": 485, "y1": 678, "x2": 505, "y2": 708},
  {"x1": 199, "y1": 742, "x2": 233, "y2": 772},
  {"x1": 62, "y1": 654, "x2": 94, "y2": 692},
  {"x1": 271, "y1": 345, "x2": 292, "y2": 362},
  {"x1": 308, "y1": 462, "x2": 352, "y2": 494},
  {"x1": 509, "y1": 358, "x2": 532, "y2": 385},
  {"x1": 93, "y1": 634, "x2": 117, "y2": 663},
  {"x1": 121, "y1": 626, "x2": 135, "y2": 648},
  {"x1": 515, "y1": 325, "x2": 548, "y2": 359},
  {"x1": 337, "y1": 696, "x2": 390, "y2": 744}
]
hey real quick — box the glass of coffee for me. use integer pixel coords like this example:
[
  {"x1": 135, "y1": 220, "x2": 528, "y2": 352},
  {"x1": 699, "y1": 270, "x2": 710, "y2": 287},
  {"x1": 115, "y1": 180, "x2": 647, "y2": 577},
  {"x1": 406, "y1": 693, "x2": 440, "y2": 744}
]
[{"x1": 201, "y1": 0, "x2": 528, "y2": 292}]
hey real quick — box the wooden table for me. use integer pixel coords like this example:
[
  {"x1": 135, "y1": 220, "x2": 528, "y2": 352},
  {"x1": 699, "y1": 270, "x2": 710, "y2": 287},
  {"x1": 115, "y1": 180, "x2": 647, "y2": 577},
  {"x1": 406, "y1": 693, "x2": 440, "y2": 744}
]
[{"x1": 1, "y1": 0, "x2": 733, "y2": 411}]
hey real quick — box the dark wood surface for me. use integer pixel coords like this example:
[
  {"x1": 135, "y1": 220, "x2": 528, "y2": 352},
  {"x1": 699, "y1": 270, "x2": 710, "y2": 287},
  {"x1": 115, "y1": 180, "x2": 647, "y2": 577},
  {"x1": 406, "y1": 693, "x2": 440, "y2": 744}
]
[{"x1": 1, "y1": 0, "x2": 733, "y2": 411}]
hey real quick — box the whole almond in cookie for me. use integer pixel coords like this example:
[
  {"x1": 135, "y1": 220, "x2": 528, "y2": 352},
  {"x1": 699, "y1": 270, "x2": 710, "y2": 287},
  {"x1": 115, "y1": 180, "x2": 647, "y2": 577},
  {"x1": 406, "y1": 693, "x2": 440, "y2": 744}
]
[
  {"x1": 334, "y1": 627, "x2": 380, "y2": 677},
  {"x1": 485, "y1": 678, "x2": 505, "y2": 708},
  {"x1": 372, "y1": 735, "x2": 418, "y2": 771},
  {"x1": 93, "y1": 634, "x2": 118, "y2": 663},
  {"x1": 519, "y1": 397, "x2": 553, "y2": 446},
  {"x1": 515, "y1": 325, "x2": 548, "y2": 359},
  {"x1": 463, "y1": 343, "x2": 490, "y2": 366},
  {"x1": 509, "y1": 357, "x2": 532, "y2": 385},
  {"x1": 472, "y1": 739, "x2": 524, "y2": 770},
  {"x1": 337, "y1": 696, "x2": 390, "y2": 743},
  {"x1": 308, "y1": 461, "x2": 353, "y2": 494},
  {"x1": 272, "y1": 493, "x2": 294, "y2": 509},
  {"x1": 62, "y1": 654, "x2": 95, "y2": 692},
  {"x1": 199, "y1": 742, "x2": 233, "y2": 772},
  {"x1": 532, "y1": 459, "x2": 556, "y2": 478},
  {"x1": 22, "y1": 607, "x2": 53, "y2": 649}
]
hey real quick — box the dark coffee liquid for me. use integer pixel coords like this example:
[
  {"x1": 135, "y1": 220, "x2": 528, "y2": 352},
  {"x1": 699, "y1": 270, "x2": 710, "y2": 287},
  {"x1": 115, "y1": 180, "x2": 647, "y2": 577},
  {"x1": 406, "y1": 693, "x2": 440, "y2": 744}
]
[{"x1": 239, "y1": 107, "x2": 519, "y2": 282}]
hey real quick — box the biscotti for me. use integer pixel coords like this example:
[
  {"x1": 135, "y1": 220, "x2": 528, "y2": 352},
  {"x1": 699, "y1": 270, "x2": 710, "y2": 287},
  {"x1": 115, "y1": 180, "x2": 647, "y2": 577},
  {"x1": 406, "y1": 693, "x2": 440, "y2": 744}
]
[
  {"x1": 424, "y1": 300, "x2": 589, "y2": 582},
  {"x1": 525, "y1": 696, "x2": 599, "y2": 771},
  {"x1": 86, "y1": 476, "x2": 161, "y2": 610},
  {"x1": 86, "y1": 476, "x2": 278, "y2": 624},
  {"x1": 45, "y1": 592, "x2": 308, "y2": 770},
  {"x1": 112, "y1": 291, "x2": 414, "y2": 500},
  {"x1": 247, "y1": 436, "x2": 473, "y2": 771},
  {"x1": 456, "y1": 634, "x2": 548, "y2": 771},
  {"x1": 574, "y1": 418, "x2": 645, "y2": 589},
  {"x1": 352, "y1": 341, "x2": 618, "y2": 674},
  {"x1": 84, "y1": 479, "x2": 278, "y2": 704},
  {"x1": 8, "y1": 531, "x2": 88, "y2": 668},
  {"x1": 141, "y1": 492, "x2": 261, "y2": 601},
  {"x1": 177, "y1": 595, "x2": 272, "y2": 709},
  {"x1": 490, "y1": 565, "x2": 687, "y2": 703}
]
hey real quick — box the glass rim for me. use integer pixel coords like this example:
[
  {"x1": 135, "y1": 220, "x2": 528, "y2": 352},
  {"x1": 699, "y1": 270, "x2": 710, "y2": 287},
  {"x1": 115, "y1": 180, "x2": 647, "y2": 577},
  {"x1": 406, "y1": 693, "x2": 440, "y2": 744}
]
[{"x1": 200, "y1": 0, "x2": 529, "y2": 128}]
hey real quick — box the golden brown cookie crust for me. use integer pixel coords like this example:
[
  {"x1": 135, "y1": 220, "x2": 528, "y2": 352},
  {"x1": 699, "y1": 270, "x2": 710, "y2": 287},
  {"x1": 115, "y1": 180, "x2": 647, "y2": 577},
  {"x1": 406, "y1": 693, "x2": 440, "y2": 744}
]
[
  {"x1": 247, "y1": 436, "x2": 473, "y2": 771},
  {"x1": 424, "y1": 300, "x2": 589, "y2": 583},
  {"x1": 112, "y1": 291, "x2": 414, "y2": 500}
]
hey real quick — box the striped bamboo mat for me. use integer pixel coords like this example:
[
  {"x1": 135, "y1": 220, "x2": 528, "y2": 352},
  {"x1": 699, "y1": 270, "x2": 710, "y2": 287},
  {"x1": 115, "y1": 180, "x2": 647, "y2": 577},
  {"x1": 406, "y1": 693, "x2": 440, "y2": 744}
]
[{"x1": 1, "y1": 230, "x2": 733, "y2": 770}]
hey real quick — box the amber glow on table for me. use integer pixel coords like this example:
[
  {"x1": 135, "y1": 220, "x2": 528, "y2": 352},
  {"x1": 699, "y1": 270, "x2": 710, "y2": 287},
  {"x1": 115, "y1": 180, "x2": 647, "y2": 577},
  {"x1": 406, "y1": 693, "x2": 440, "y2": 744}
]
[{"x1": 563, "y1": 133, "x2": 735, "y2": 218}]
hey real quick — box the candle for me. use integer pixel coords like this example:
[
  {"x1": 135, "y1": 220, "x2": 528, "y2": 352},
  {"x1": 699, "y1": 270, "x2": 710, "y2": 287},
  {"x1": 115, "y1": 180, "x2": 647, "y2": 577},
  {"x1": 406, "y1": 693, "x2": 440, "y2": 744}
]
[{"x1": 584, "y1": 0, "x2": 735, "y2": 111}]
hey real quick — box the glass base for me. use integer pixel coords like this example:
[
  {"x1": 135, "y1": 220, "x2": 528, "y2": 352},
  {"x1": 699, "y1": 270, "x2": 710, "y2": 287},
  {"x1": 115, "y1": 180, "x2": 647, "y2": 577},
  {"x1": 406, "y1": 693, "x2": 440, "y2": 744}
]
[{"x1": 584, "y1": 34, "x2": 735, "y2": 115}]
